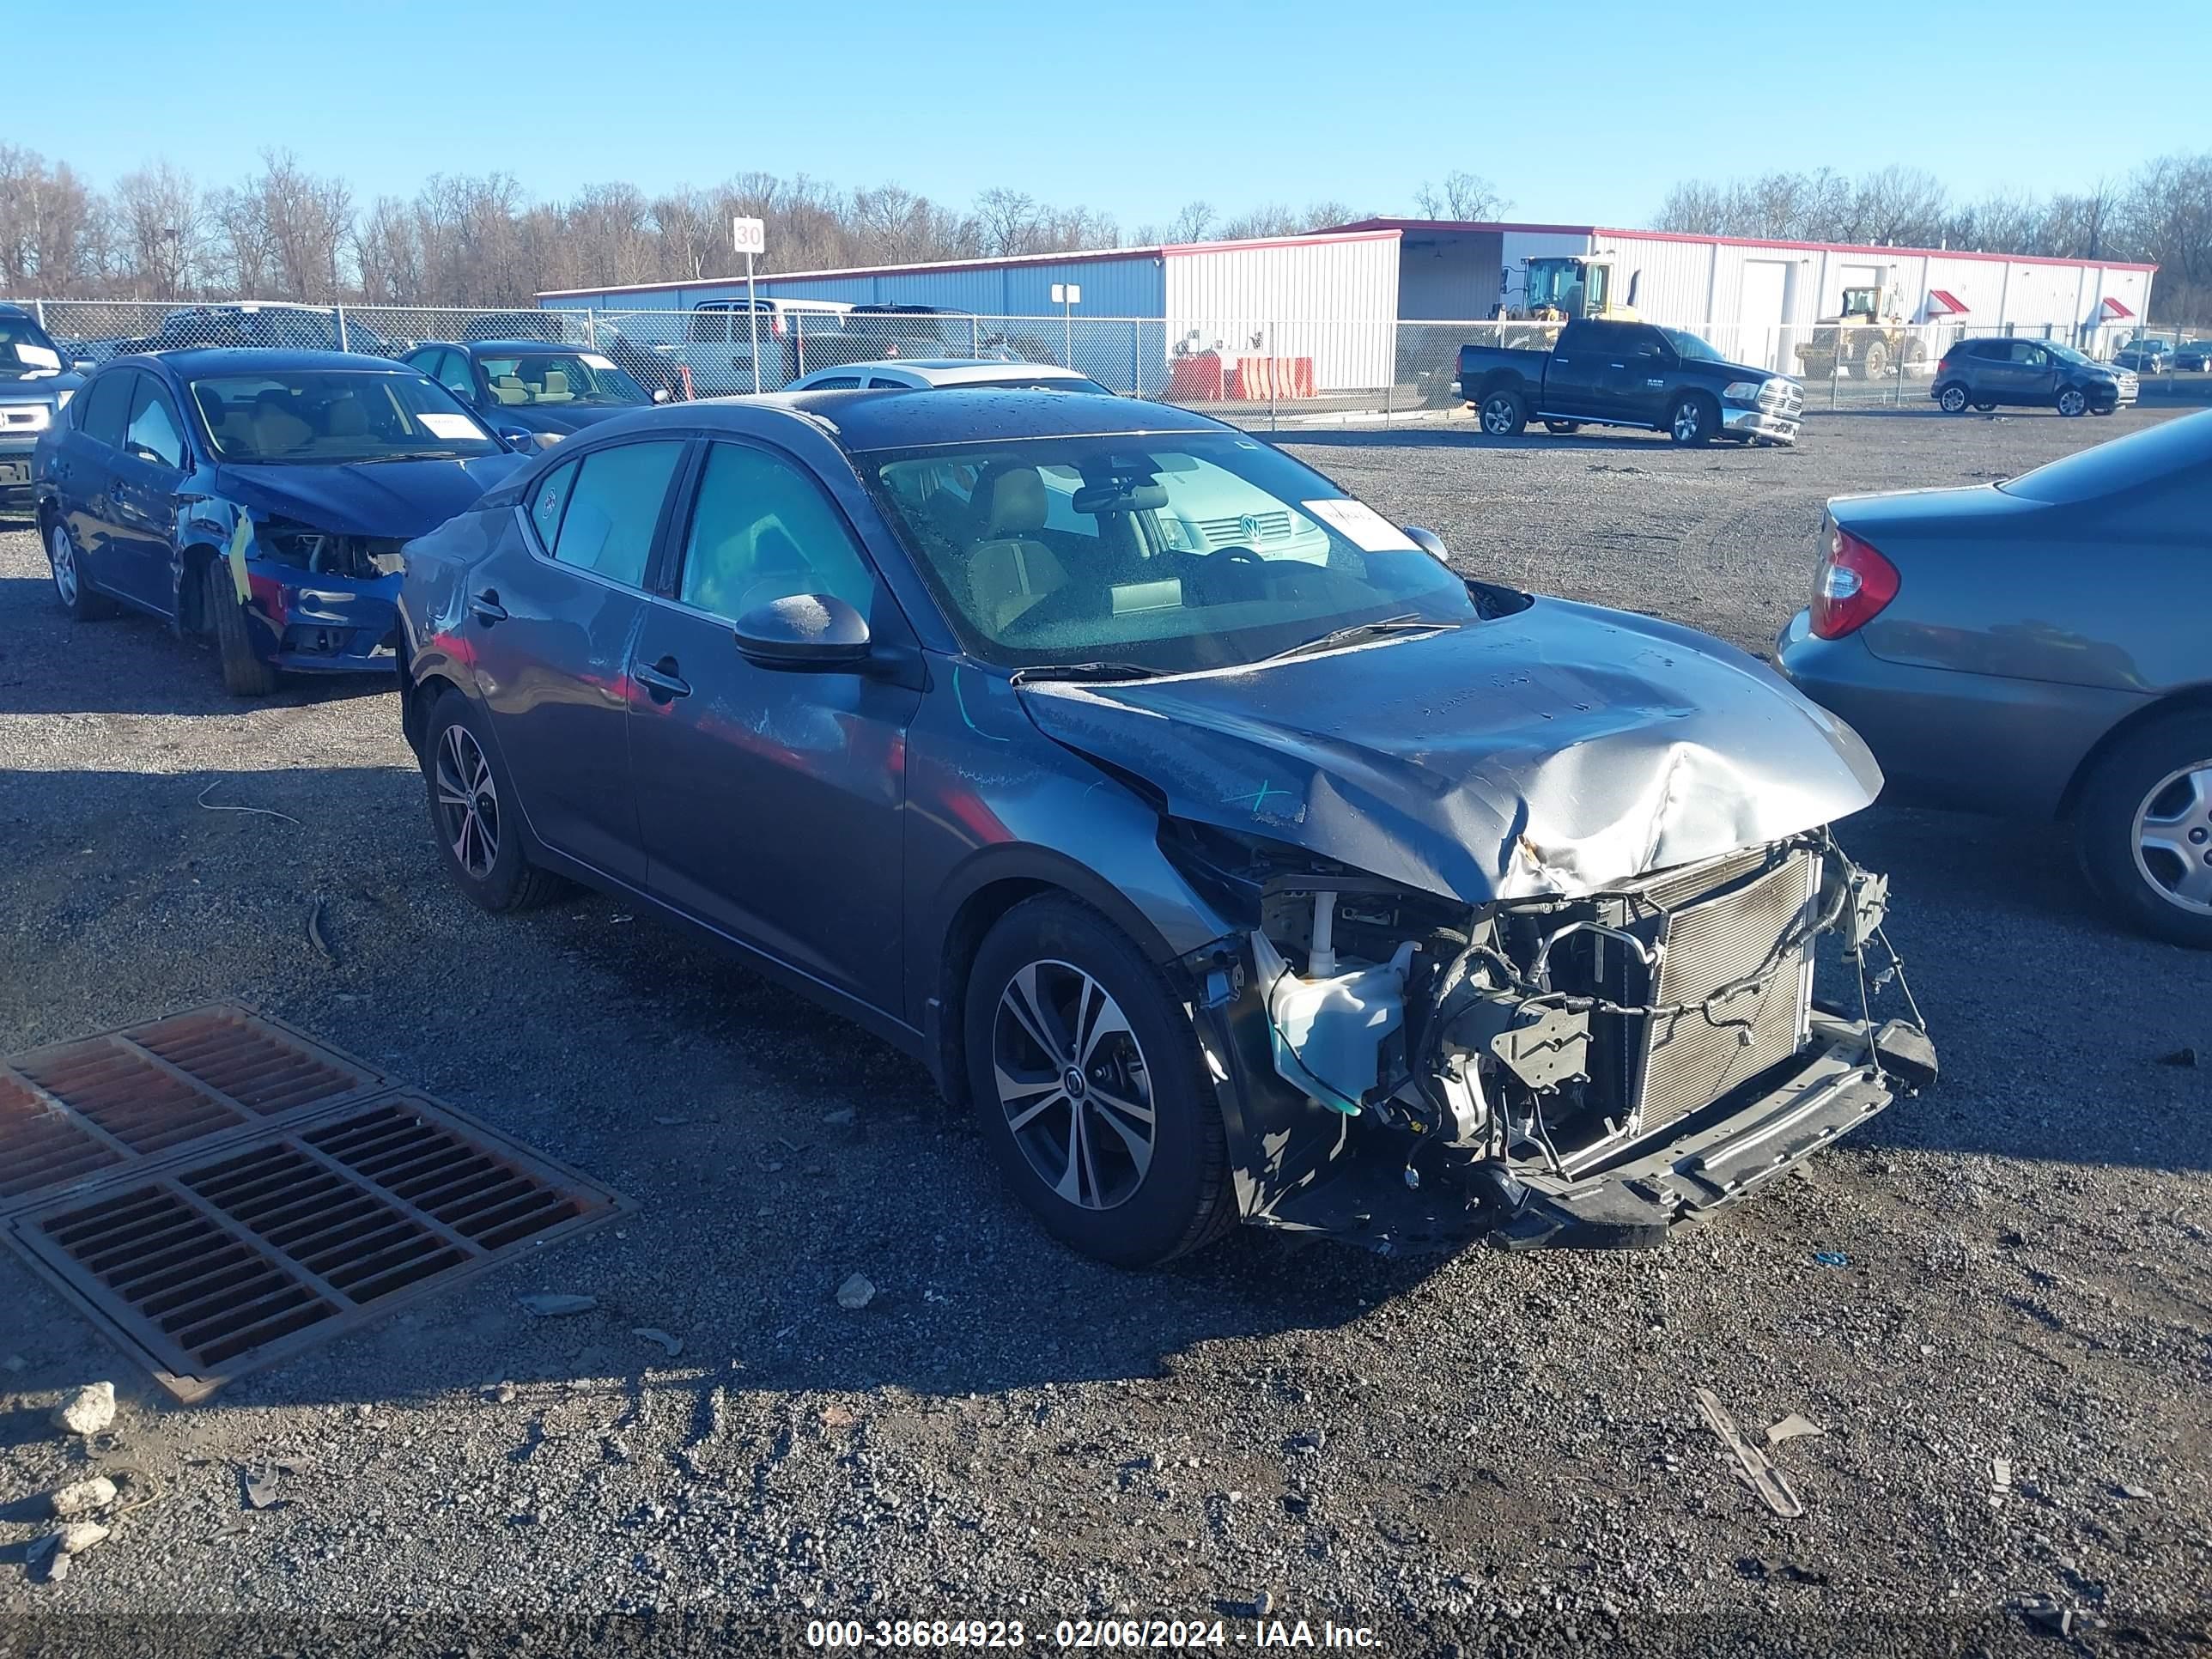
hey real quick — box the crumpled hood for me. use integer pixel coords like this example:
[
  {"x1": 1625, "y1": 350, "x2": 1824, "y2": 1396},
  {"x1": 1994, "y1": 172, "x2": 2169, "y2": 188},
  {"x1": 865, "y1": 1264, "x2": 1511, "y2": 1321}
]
[
  {"x1": 1018, "y1": 597, "x2": 1882, "y2": 905},
  {"x1": 213, "y1": 453, "x2": 526, "y2": 538}
]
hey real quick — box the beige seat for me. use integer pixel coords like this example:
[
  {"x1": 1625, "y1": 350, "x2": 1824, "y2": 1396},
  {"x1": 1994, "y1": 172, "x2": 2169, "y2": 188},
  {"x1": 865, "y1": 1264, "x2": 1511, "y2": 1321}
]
[
  {"x1": 538, "y1": 369, "x2": 572, "y2": 404},
  {"x1": 326, "y1": 397, "x2": 369, "y2": 439},
  {"x1": 489, "y1": 375, "x2": 529, "y2": 405},
  {"x1": 966, "y1": 468, "x2": 1066, "y2": 634},
  {"x1": 250, "y1": 394, "x2": 313, "y2": 455}
]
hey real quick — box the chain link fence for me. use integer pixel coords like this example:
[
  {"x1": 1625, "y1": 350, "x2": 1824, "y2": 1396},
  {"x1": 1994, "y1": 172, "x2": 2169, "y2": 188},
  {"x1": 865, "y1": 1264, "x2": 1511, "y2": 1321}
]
[{"x1": 10, "y1": 296, "x2": 2178, "y2": 431}]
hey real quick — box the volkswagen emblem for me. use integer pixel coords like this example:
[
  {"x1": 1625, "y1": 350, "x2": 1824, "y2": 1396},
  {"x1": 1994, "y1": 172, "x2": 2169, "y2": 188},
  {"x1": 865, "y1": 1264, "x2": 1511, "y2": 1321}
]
[{"x1": 1237, "y1": 514, "x2": 1261, "y2": 540}]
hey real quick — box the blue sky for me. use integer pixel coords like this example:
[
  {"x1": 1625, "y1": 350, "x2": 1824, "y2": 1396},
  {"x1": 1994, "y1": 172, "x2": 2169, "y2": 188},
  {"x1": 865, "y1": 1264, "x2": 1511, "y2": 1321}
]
[{"x1": 21, "y1": 0, "x2": 2211, "y2": 229}]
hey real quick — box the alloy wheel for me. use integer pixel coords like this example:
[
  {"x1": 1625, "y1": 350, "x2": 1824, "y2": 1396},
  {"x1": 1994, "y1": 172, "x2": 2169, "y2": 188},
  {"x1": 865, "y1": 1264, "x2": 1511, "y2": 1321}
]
[
  {"x1": 2132, "y1": 761, "x2": 2212, "y2": 916},
  {"x1": 2057, "y1": 387, "x2": 2087, "y2": 416},
  {"x1": 434, "y1": 724, "x2": 500, "y2": 881},
  {"x1": 47, "y1": 524, "x2": 77, "y2": 605},
  {"x1": 1480, "y1": 396, "x2": 1516, "y2": 436},
  {"x1": 992, "y1": 959, "x2": 1156, "y2": 1211},
  {"x1": 1673, "y1": 402, "x2": 1705, "y2": 441}
]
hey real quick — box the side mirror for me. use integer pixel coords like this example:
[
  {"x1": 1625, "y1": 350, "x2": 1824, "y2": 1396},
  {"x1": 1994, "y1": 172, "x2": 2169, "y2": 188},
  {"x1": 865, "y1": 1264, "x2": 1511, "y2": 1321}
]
[
  {"x1": 732, "y1": 593, "x2": 872, "y2": 670},
  {"x1": 1401, "y1": 526, "x2": 1452, "y2": 566}
]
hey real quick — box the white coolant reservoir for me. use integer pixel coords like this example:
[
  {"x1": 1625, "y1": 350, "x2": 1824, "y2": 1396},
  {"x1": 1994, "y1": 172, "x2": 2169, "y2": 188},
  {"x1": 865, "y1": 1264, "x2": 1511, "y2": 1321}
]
[{"x1": 1251, "y1": 910, "x2": 1417, "y2": 1117}]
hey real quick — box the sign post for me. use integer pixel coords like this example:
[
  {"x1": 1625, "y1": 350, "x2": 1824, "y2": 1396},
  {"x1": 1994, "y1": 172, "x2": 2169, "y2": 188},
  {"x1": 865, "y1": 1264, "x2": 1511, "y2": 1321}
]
[
  {"x1": 1051, "y1": 282, "x2": 1082, "y2": 369},
  {"x1": 733, "y1": 216, "x2": 767, "y2": 393}
]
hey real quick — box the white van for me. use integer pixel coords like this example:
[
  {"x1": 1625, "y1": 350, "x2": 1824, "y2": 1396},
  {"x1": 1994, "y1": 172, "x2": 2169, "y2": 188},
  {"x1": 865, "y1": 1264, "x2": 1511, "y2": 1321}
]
[{"x1": 662, "y1": 299, "x2": 853, "y2": 394}]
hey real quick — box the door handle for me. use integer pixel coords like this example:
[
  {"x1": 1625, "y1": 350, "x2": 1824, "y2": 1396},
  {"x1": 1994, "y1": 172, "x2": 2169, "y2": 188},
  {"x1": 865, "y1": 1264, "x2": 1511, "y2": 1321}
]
[
  {"x1": 470, "y1": 589, "x2": 507, "y2": 625},
  {"x1": 633, "y1": 656, "x2": 692, "y2": 702}
]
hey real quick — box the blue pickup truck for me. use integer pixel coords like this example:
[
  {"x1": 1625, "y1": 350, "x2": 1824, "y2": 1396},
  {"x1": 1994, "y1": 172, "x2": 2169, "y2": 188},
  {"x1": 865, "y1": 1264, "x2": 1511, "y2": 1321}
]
[{"x1": 1455, "y1": 318, "x2": 1804, "y2": 446}]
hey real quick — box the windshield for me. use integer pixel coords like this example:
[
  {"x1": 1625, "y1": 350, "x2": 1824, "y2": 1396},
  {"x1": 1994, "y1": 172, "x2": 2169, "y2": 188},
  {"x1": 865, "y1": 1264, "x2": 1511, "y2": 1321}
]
[
  {"x1": 477, "y1": 351, "x2": 649, "y2": 407},
  {"x1": 0, "y1": 313, "x2": 66, "y2": 380},
  {"x1": 190, "y1": 370, "x2": 501, "y2": 463},
  {"x1": 2047, "y1": 342, "x2": 2094, "y2": 366},
  {"x1": 1660, "y1": 328, "x2": 1724, "y2": 362},
  {"x1": 861, "y1": 431, "x2": 1477, "y2": 675}
]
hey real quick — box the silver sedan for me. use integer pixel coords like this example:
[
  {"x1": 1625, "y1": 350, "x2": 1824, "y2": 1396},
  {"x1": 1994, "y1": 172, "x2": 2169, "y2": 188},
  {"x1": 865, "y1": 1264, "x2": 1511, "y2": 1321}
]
[{"x1": 1779, "y1": 410, "x2": 2212, "y2": 946}]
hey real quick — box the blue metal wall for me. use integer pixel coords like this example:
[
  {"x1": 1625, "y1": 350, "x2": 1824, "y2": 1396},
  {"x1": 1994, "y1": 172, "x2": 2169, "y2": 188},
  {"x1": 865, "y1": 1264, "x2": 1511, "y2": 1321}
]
[{"x1": 544, "y1": 252, "x2": 1167, "y2": 318}]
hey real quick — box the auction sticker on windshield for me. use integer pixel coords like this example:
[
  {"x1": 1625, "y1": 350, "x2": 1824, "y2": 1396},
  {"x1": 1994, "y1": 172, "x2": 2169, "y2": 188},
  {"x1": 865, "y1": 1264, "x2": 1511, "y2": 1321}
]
[
  {"x1": 15, "y1": 342, "x2": 61, "y2": 370},
  {"x1": 1303, "y1": 498, "x2": 1417, "y2": 551},
  {"x1": 418, "y1": 412, "x2": 486, "y2": 440}
]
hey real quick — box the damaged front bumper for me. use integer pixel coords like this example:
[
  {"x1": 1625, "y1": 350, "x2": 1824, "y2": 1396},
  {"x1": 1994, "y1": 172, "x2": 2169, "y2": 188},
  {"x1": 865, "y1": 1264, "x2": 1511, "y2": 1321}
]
[
  {"x1": 243, "y1": 567, "x2": 403, "y2": 675},
  {"x1": 1175, "y1": 829, "x2": 1932, "y2": 1252}
]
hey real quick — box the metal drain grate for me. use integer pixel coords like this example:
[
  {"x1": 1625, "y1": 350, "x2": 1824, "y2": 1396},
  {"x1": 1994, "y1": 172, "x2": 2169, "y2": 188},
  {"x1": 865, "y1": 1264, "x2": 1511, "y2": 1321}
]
[
  {"x1": 0, "y1": 1004, "x2": 386, "y2": 1216},
  {"x1": 9, "y1": 1090, "x2": 628, "y2": 1401}
]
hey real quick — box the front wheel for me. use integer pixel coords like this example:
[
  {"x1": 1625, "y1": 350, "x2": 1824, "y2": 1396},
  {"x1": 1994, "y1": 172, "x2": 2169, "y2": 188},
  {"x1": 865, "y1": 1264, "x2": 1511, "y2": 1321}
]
[
  {"x1": 46, "y1": 520, "x2": 118, "y2": 621},
  {"x1": 1668, "y1": 393, "x2": 1717, "y2": 445},
  {"x1": 1860, "y1": 341, "x2": 1891, "y2": 380},
  {"x1": 963, "y1": 896, "x2": 1235, "y2": 1267},
  {"x1": 1479, "y1": 388, "x2": 1528, "y2": 437},
  {"x1": 204, "y1": 557, "x2": 277, "y2": 696},
  {"x1": 1937, "y1": 384, "x2": 1971, "y2": 414},
  {"x1": 2056, "y1": 386, "x2": 2089, "y2": 417},
  {"x1": 2075, "y1": 711, "x2": 2212, "y2": 948}
]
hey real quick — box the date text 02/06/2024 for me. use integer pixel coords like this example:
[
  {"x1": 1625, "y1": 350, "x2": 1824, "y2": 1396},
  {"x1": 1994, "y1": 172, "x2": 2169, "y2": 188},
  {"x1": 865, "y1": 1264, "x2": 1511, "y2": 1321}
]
[{"x1": 803, "y1": 1618, "x2": 1382, "y2": 1649}]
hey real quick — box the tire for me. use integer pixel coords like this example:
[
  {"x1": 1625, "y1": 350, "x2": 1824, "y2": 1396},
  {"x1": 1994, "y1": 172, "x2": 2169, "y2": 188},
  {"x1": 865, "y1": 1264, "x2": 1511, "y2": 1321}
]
[
  {"x1": 2075, "y1": 710, "x2": 2212, "y2": 949},
  {"x1": 1936, "y1": 384, "x2": 1971, "y2": 414},
  {"x1": 420, "y1": 689, "x2": 565, "y2": 914},
  {"x1": 963, "y1": 895, "x2": 1235, "y2": 1267},
  {"x1": 2056, "y1": 386, "x2": 2089, "y2": 417},
  {"x1": 1860, "y1": 341, "x2": 1891, "y2": 380},
  {"x1": 204, "y1": 556, "x2": 277, "y2": 696},
  {"x1": 1542, "y1": 419, "x2": 1580, "y2": 434},
  {"x1": 1973, "y1": 401, "x2": 1996, "y2": 413},
  {"x1": 2091, "y1": 406, "x2": 2116, "y2": 416},
  {"x1": 46, "y1": 518, "x2": 117, "y2": 620},
  {"x1": 1668, "y1": 393, "x2": 1717, "y2": 446},
  {"x1": 1479, "y1": 387, "x2": 1528, "y2": 437}
]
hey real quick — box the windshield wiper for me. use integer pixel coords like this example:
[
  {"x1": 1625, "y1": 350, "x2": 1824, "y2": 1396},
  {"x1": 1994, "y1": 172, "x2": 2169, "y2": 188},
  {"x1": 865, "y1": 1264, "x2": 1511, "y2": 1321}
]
[
  {"x1": 1263, "y1": 613, "x2": 1453, "y2": 664},
  {"x1": 1007, "y1": 660, "x2": 1162, "y2": 684},
  {"x1": 350, "y1": 450, "x2": 470, "y2": 465}
]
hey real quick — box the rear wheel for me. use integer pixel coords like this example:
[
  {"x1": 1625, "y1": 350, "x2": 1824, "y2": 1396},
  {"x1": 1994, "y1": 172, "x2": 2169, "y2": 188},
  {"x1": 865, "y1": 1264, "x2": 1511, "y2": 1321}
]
[
  {"x1": 1973, "y1": 400, "x2": 1996, "y2": 413},
  {"x1": 963, "y1": 896, "x2": 1235, "y2": 1267},
  {"x1": 46, "y1": 520, "x2": 117, "y2": 621},
  {"x1": 421, "y1": 690, "x2": 565, "y2": 913},
  {"x1": 2056, "y1": 386, "x2": 2089, "y2": 417},
  {"x1": 1937, "y1": 384, "x2": 1971, "y2": 414},
  {"x1": 1542, "y1": 419, "x2": 1580, "y2": 434},
  {"x1": 1668, "y1": 393, "x2": 1717, "y2": 446},
  {"x1": 1479, "y1": 388, "x2": 1528, "y2": 437},
  {"x1": 204, "y1": 557, "x2": 277, "y2": 696},
  {"x1": 2075, "y1": 710, "x2": 2212, "y2": 949},
  {"x1": 1860, "y1": 340, "x2": 1891, "y2": 380}
]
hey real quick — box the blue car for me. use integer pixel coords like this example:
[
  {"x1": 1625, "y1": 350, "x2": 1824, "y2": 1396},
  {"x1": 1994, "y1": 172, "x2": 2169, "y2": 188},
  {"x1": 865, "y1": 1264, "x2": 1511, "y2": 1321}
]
[{"x1": 33, "y1": 349, "x2": 526, "y2": 695}]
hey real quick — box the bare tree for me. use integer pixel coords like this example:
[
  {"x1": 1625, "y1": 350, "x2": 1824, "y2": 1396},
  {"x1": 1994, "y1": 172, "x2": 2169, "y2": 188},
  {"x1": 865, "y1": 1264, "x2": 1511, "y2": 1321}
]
[
  {"x1": 1165, "y1": 201, "x2": 1216, "y2": 244},
  {"x1": 113, "y1": 162, "x2": 205, "y2": 296},
  {"x1": 1413, "y1": 170, "x2": 1508, "y2": 221}
]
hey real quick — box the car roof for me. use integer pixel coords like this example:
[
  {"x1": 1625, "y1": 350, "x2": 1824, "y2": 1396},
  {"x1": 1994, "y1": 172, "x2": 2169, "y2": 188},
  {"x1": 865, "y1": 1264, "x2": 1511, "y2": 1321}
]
[
  {"x1": 455, "y1": 339, "x2": 589, "y2": 356},
  {"x1": 121, "y1": 349, "x2": 424, "y2": 374},
  {"x1": 0, "y1": 303, "x2": 34, "y2": 320},
  {"x1": 733, "y1": 386, "x2": 1228, "y2": 451}
]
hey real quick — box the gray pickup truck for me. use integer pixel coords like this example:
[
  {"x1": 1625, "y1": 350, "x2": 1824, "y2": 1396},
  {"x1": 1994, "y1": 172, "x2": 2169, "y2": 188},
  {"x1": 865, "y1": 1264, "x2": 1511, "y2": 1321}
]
[{"x1": 1456, "y1": 318, "x2": 1804, "y2": 446}]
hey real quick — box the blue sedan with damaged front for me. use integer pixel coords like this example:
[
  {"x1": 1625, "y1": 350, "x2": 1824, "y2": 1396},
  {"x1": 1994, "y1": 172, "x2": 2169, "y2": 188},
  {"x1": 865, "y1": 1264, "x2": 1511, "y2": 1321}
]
[{"x1": 32, "y1": 349, "x2": 526, "y2": 695}]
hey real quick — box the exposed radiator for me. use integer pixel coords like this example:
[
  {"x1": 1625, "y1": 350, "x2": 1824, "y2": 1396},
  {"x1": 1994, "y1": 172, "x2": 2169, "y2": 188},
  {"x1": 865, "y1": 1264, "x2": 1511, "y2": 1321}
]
[{"x1": 1632, "y1": 851, "x2": 1820, "y2": 1135}]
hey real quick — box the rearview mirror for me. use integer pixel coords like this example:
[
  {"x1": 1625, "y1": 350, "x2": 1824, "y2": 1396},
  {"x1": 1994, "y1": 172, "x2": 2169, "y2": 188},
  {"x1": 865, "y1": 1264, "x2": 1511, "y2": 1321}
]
[
  {"x1": 652, "y1": 387, "x2": 672, "y2": 404},
  {"x1": 732, "y1": 593, "x2": 872, "y2": 670},
  {"x1": 1402, "y1": 526, "x2": 1451, "y2": 565}
]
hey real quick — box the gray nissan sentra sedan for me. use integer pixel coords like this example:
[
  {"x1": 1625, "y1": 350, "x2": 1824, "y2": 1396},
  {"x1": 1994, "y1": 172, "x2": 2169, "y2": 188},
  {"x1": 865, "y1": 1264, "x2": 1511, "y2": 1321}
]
[
  {"x1": 1779, "y1": 410, "x2": 2212, "y2": 949},
  {"x1": 396, "y1": 389, "x2": 1932, "y2": 1264}
]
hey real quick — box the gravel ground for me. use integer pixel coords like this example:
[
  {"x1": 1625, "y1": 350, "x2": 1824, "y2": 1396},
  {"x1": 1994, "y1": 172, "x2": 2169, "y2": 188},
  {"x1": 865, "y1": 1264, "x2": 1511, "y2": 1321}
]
[{"x1": 0, "y1": 405, "x2": 2207, "y2": 1656}]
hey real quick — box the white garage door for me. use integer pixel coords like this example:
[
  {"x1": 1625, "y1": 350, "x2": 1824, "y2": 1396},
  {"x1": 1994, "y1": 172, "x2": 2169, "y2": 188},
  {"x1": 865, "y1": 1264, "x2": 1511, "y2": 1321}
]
[{"x1": 1740, "y1": 261, "x2": 1790, "y2": 370}]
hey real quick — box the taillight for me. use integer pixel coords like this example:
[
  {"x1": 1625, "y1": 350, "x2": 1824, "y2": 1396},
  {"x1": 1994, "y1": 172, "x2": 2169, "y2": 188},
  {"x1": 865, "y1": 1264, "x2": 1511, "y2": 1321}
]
[
  {"x1": 1809, "y1": 525, "x2": 1900, "y2": 639},
  {"x1": 1936, "y1": 356, "x2": 1953, "y2": 375}
]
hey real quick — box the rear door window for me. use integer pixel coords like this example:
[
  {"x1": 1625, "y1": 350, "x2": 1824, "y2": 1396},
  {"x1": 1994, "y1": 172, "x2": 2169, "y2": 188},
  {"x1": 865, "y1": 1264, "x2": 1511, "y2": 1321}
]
[
  {"x1": 79, "y1": 369, "x2": 137, "y2": 447},
  {"x1": 548, "y1": 440, "x2": 685, "y2": 587}
]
